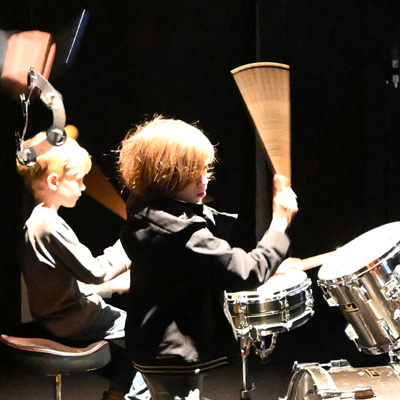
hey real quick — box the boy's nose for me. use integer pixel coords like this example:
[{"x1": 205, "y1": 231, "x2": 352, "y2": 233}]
[{"x1": 198, "y1": 172, "x2": 208, "y2": 185}]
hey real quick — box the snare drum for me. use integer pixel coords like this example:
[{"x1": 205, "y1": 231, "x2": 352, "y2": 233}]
[
  {"x1": 318, "y1": 222, "x2": 400, "y2": 355},
  {"x1": 225, "y1": 270, "x2": 314, "y2": 337},
  {"x1": 280, "y1": 359, "x2": 400, "y2": 400}
]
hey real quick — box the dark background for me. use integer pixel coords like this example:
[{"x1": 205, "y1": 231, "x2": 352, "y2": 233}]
[{"x1": 1, "y1": 0, "x2": 400, "y2": 387}]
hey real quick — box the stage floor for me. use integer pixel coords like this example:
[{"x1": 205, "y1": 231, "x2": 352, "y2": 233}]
[{"x1": 0, "y1": 322, "x2": 392, "y2": 400}]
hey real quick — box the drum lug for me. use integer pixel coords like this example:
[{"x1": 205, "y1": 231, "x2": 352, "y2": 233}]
[
  {"x1": 378, "y1": 318, "x2": 397, "y2": 343},
  {"x1": 352, "y1": 283, "x2": 371, "y2": 303},
  {"x1": 388, "y1": 343, "x2": 400, "y2": 365},
  {"x1": 344, "y1": 324, "x2": 363, "y2": 352},
  {"x1": 390, "y1": 359, "x2": 400, "y2": 374},
  {"x1": 319, "y1": 284, "x2": 339, "y2": 306},
  {"x1": 238, "y1": 303, "x2": 248, "y2": 329},
  {"x1": 381, "y1": 270, "x2": 400, "y2": 301},
  {"x1": 280, "y1": 299, "x2": 291, "y2": 323},
  {"x1": 328, "y1": 359, "x2": 351, "y2": 369},
  {"x1": 345, "y1": 323, "x2": 359, "y2": 340},
  {"x1": 306, "y1": 289, "x2": 314, "y2": 308}
]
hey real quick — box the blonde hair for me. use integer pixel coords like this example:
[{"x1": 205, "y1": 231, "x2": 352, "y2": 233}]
[
  {"x1": 118, "y1": 116, "x2": 215, "y2": 198},
  {"x1": 17, "y1": 131, "x2": 92, "y2": 200}
]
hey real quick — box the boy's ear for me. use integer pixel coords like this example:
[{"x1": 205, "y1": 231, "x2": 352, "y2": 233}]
[{"x1": 47, "y1": 173, "x2": 60, "y2": 191}]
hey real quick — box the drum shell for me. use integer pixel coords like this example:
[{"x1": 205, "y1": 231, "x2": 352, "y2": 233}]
[
  {"x1": 282, "y1": 361, "x2": 400, "y2": 400},
  {"x1": 318, "y1": 248, "x2": 400, "y2": 355},
  {"x1": 226, "y1": 278, "x2": 313, "y2": 335}
]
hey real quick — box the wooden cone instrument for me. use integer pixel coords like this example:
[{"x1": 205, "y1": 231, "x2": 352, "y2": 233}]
[
  {"x1": 65, "y1": 125, "x2": 127, "y2": 220},
  {"x1": 84, "y1": 162, "x2": 127, "y2": 220},
  {"x1": 231, "y1": 62, "x2": 291, "y2": 181}
]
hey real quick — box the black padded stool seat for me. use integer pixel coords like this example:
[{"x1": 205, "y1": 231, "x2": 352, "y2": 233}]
[{"x1": 0, "y1": 334, "x2": 111, "y2": 400}]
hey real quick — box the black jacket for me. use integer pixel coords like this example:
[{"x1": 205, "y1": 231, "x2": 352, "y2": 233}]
[{"x1": 120, "y1": 197, "x2": 290, "y2": 374}]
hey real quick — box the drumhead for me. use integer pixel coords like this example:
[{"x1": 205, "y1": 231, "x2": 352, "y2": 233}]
[
  {"x1": 257, "y1": 270, "x2": 307, "y2": 296},
  {"x1": 318, "y1": 222, "x2": 400, "y2": 280}
]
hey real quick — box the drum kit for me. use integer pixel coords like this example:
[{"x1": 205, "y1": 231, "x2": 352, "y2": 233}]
[
  {"x1": 225, "y1": 222, "x2": 400, "y2": 399},
  {"x1": 229, "y1": 62, "x2": 400, "y2": 399}
]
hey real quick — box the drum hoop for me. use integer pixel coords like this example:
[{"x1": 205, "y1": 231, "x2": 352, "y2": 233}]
[
  {"x1": 289, "y1": 363, "x2": 337, "y2": 396},
  {"x1": 258, "y1": 278, "x2": 310, "y2": 300},
  {"x1": 318, "y1": 244, "x2": 400, "y2": 287},
  {"x1": 226, "y1": 278, "x2": 311, "y2": 302}
]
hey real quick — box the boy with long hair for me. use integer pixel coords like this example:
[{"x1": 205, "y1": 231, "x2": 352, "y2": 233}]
[{"x1": 118, "y1": 116, "x2": 298, "y2": 400}]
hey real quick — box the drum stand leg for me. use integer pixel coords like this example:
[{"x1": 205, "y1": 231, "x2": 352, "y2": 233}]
[{"x1": 240, "y1": 334, "x2": 255, "y2": 400}]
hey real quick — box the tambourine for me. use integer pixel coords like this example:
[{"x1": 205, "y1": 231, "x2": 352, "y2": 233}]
[{"x1": 16, "y1": 68, "x2": 66, "y2": 166}]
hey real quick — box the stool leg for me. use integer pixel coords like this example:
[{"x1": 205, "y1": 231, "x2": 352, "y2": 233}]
[{"x1": 54, "y1": 374, "x2": 62, "y2": 400}]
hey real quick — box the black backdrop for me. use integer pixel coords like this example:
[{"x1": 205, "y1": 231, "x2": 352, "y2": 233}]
[{"x1": 2, "y1": 0, "x2": 400, "y2": 370}]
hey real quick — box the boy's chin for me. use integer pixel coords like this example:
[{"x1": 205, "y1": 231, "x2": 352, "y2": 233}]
[{"x1": 62, "y1": 201, "x2": 78, "y2": 208}]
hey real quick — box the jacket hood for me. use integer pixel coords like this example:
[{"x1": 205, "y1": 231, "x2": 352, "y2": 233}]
[{"x1": 121, "y1": 197, "x2": 237, "y2": 266}]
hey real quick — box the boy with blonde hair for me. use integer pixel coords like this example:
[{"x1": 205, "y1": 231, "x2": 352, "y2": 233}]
[
  {"x1": 17, "y1": 132, "x2": 149, "y2": 400},
  {"x1": 118, "y1": 116, "x2": 298, "y2": 400}
]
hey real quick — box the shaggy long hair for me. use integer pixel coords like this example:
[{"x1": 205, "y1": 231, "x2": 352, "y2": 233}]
[{"x1": 118, "y1": 116, "x2": 216, "y2": 199}]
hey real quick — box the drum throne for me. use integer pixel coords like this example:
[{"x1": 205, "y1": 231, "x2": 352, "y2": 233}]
[{"x1": 0, "y1": 323, "x2": 111, "y2": 400}]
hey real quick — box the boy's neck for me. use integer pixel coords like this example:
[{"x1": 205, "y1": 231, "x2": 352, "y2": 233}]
[{"x1": 40, "y1": 199, "x2": 60, "y2": 212}]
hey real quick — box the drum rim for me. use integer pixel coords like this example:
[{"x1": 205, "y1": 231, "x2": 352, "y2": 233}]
[
  {"x1": 318, "y1": 222, "x2": 400, "y2": 281},
  {"x1": 317, "y1": 244, "x2": 400, "y2": 286},
  {"x1": 285, "y1": 362, "x2": 338, "y2": 398},
  {"x1": 226, "y1": 278, "x2": 312, "y2": 301}
]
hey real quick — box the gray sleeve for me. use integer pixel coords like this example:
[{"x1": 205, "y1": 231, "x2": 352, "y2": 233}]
[
  {"x1": 77, "y1": 281, "x2": 113, "y2": 298},
  {"x1": 28, "y1": 215, "x2": 131, "y2": 284},
  {"x1": 186, "y1": 227, "x2": 290, "y2": 291}
]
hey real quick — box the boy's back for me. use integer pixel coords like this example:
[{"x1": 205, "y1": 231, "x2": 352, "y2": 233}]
[{"x1": 22, "y1": 203, "x2": 128, "y2": 337}]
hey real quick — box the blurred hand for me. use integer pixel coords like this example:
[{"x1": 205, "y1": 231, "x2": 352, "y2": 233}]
[
  {"x1": 270, "y1": 174, "x2": 298, "y2": 231},
  {"x1": 275, "y1": 257, "x2": 303, "y2": 275}
]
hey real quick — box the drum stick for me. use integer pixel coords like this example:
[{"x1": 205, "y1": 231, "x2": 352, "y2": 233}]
[{"x1": 300, "y1": 251, "x2": 336, "y2": 271}]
